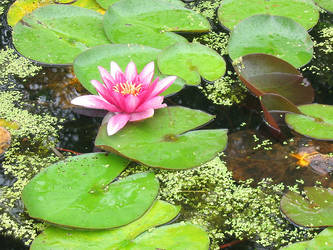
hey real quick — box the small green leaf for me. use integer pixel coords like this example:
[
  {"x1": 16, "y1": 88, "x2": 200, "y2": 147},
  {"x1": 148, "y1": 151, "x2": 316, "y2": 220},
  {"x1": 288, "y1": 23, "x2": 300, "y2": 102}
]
[
  {"x1": 73, "y1": 44, "x2": 185, "y2": 96},
  {"x1": 218, "y1": 0, "x2": 319, "y2": 30},
  {"x1": 158, "y1": 42, "x2": 226, "y2": 85},
  {"x1": 103, "y1": 0, "x2": 210, "y2": 49},
  {"x1": 285, "y1": 104, "x2": 333, "y2": 140},
  {"x1": 280, "y1": 187, "x2": 333, "y2": 227},
  {"x1": 30, "y1": 200, "x2": 180, "y2": 249},
  {"x1": 95, "y1": 107, "x2": 228, "y2": 169},
  {"x1": 22, "y1": 153, "x2": 160, "y2": 229},
  {"x1": 13, "y1": 5, "x2": 109, "y2": 65},
  {"x1": 228, "y1": 15, "x2": 314, "y2": 68}
]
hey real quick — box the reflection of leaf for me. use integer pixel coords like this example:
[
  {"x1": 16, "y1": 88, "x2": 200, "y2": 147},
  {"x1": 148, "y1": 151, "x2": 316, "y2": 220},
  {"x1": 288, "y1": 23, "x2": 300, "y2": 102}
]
[
  {"x1": 280, "y1": 187, "x2": 333, "y2": 227},
  {"x1": 103, "y1": 0, "x2": 210, "y2": 49},
  {"x1": 228, "y1": 15, "x2": 314, "y2": 68},
  {"x1": 286, "y1": 104, "x2": 333, "y2": 141},
  {"x1": 22, "y1": 153, "x2": 160, "y2": 229},
  {"x1": 13, "y1": 5, "x2": 109, "y2": 65},
  {"x1": 73, "y1": 44, "x2": 185, "y2": 96},
  {"x1": 157, "y1": 42, "x2": 226, "y2": 85},
  {"x1": 218, "y1": 0, "x2": 319, "y2": 30},
  {"x1": 95, "y1": 107, "x2": 228, "y2": 169},
  {"x1": 7, "y1": 0, "x2": 105, "y2": 27}
]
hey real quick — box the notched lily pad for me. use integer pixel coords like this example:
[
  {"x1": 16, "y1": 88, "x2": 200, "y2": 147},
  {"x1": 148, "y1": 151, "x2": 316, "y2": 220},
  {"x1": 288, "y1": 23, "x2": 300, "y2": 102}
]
[
  {"x1": 228, "y1": 15, "x2": 314, "y2": 68},
  {"x1": 218, "y1": 0, "x2": 319, "y2": 31},
  {"x1": 22, "y1": 152, "x2": 160, "y2": 229},
  {"x1": 13, "y1": 5, "x2": 109, "y2": 65},
  {"x1": 285, "y1": 104, "x2": 333, "y2": 141},
  {"x1": 157, "y1": 42, "x2": 226, "y2": 85},
  {"x1": 280, "y1": 186, "x2": 333, "y2": 227},
  {"x1": 30, "y1": 200, "x2": 181, "y2": 249},
  {"x1": 73, "y1": 44, "x2": 185, "y2": 96},
  {"x1": 95, "y1": 106, "x2": 228, "y2": 169},
  {"x1": 103, "y1": 0, "x2": 210, "y2": 49}
]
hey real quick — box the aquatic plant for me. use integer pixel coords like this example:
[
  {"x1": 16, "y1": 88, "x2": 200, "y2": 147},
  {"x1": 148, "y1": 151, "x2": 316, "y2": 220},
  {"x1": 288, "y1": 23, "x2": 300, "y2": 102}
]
[{"x1": 72, "y1": 61, "x2": 176, "y2": 135}]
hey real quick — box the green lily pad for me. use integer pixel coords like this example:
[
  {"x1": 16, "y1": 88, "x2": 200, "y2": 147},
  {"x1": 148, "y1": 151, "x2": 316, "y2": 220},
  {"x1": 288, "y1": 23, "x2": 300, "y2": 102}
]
[
  {"x1": 285, "y1": 104, "x2": 333, "y2": 140},
  {"x1": 22, "y1": 152, "x2": 160, "y2": 229},
  {"x1": 97, "y1": 0, "x2": 185, "y2": 10},
  {"x1": 157, "y1": 42, "x2": 226, "y2": 85},
  {"x1": 314, "y1": 0, "x2": 333, "y2": 13},
  {"x1": 228, "y1": 15, "x2": 314, "y2": 68},
  {"x1": 7, "y1": 0, "x2": 105, "y2": 27},
  {"x1": 103, "y1": 0, "x2": 210, "y2": 49},
  {"x1": 218, "y1": 0, "x2": 319, "y2": 31},
  {"x1": 95, "y1": 106, "x2": 228, "y2": 169},
  {"x1": 12, "y1": 5, "x2": 110, "y2": 65},
  {"x1": 124, "y1": 223, "x2": 210, "y2": 249},
  {"x1": 73, "y1": 44, "x2": 185, "y2": 96},
  {"x1": 280, "y1": 187, "x2": 333, "y2": 227},
  {"x1": 281, "y1": 228, "x2": 333, "y2": 249},
  {"x1": 30, "y1": 200, "x2": 181, "y2": 249}
]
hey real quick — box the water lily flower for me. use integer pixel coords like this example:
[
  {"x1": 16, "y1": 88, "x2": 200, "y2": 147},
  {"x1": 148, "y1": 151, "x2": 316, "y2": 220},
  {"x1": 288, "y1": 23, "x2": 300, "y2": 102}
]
[{"x1": 71, "y1": 61, "x2": 176, "y2": 135}]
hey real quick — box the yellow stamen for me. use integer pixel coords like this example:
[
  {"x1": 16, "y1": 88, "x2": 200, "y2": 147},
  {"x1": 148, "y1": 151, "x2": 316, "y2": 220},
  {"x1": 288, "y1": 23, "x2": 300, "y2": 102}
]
[{"x1": 113, "y1": 82, "x2": 142, "y2": 96}]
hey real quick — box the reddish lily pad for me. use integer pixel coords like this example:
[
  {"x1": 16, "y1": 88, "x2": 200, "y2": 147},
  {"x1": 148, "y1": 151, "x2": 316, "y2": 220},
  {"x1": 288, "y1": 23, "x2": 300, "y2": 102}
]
[
  {"x1": 228, "y1": 15, "x2": 314, "y2": 68},
  {"x1": 12, "y1": 5, "x2": 109, "y2": 65},
  {"x1": 285, "y1": 104, "x2": 333, "y2": 141},
  {"x1": 22, "y1": 153, "x2": 160, "y2": 229},
  {"x1": 73, "y1": 44, "x2": 185, "y2": 96},
  {"x1": 95, "y1": 106, "x2": 228, "y2": 169},
  {"x1": 157, "y1": 42, "x2": 226, "y2": 85},
  {"x1": 280, "y1": 187, "x2": 333, "y2": 227},
  {"x1": 30, "y1": 200, "x2": 181, "y2": 249},
  {"x1": 103, "y1": 0, "x2": 210, "y2": 49},
  {"x1": 217, "y1": 0, "x2": 319, "y2": 31},
  {"x1": 7, "y1": 0, "x2": 105, "y2": 27},
  {"x1": 233, "y1": 54, "x2": 314, "y2": 105}
]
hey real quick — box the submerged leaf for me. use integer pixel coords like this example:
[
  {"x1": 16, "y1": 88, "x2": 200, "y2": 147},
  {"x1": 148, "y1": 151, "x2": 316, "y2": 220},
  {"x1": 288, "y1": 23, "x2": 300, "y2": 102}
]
[
  {"x1": 22, "y1": 153, "x2": 160, "y2": 229},
  {"x1": 95, "y1": 106, "x2": 228, "y2": 169}
]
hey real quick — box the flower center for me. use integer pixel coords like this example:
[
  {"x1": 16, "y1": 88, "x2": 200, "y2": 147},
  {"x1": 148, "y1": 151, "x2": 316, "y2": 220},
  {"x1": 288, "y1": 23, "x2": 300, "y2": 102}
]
[{"x1": 113, "y1": 82, "x2": 142, "y2": 96}]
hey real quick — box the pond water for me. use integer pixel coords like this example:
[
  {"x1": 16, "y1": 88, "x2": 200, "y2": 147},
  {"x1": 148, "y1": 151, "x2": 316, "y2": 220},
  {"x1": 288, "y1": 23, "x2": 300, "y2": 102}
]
[{"x1": 0, "y1": 0, "x2": 333, "y2": 249}]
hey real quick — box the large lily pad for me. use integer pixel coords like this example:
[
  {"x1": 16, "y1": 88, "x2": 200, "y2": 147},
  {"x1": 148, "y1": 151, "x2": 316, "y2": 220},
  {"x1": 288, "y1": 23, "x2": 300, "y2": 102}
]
[
  {"x1": 12, "y1": 5, "x2": 110, "y2": 65},
  {"x1": 97, "y1": 0, "x2": 185, "y2": 10},
  {"x1": 314, "y1": 0, "x2": 333, "y2": 13},
  {"x1": 30, "y1": 200, "x2": 181, "y2": 249},
  {"x1": 103, "y1": 0, "x2": 210, "y2": 49},
  {"x1": 157, "y1": 42, "x2": 226, "y2": 85},
  {"x1": 7, "y1": 0, "x2": 105, "y2": 27},
  {"x1": 233, "y1": 54, "x2": 314, "y2": 104},
  {"x1": 228, "y1": 15, "x2": 314, "y2": 68},
  {"x1": 281, "y1": 228, "x2": 333, "y2": 249},
  {"x1": 218, "y1": 0, "x2": 319, "y2": 31},
  {"x1": 95, "y1": 106, "x2": 228, "y2": 169},
  {"x1": 124, "y1": 223, "x2": 210, "y2": 249},
  {"x1": 280, "y1": 186, "x2": 333, "y2": 227},
  {"x1": 22, "y1": 152, "x2": 160, "y2": 229},
  {"x1": 285, "y1": 104, "x2": 333, "y2": 141},
  {"x1": 73, "y1": 44, "x2": 185, "y2": 96}
]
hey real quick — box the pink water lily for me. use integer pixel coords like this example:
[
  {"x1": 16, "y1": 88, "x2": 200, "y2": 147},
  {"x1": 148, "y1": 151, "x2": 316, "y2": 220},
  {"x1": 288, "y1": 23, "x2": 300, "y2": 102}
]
[{"x1": 71, "y1": 61, "x2": 176, "y2": 135}]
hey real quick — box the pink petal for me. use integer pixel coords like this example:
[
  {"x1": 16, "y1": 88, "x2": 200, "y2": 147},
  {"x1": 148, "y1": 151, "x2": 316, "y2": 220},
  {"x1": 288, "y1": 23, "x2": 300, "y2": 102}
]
[
  {"x1": 110, "y1": 61, "x2": 123, "y2": 79},
  {"x1": 150, "y1": 76, "x2": 177, "y2": 97},
  {"x1": 123, "y1": 95, "x2": 140, "y2": 113},
  {"x1": 125, "y1": 61, "x2": 138, "y2": 83},
  {"x1": 71, "y1": 95, "x2": 120, "y2": 112},
  {"x1": 98, "y1": 66, "x2": 114, "y2": 89},
  {"x1": 91, "y1": 80, "x2": 115, "y2": 104},
  {"x1": 139, "y1": 61, "x2": 154, "y2": 86},
  {"x1": 107, "y1": 113, "x2": 130, "y2": 136},
  {"x1": 135, "y1": 96, "x2": 164, "y2": 113},
  {"x1": 129, "y1": 109, "x2": 154, "y2": 122}
]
